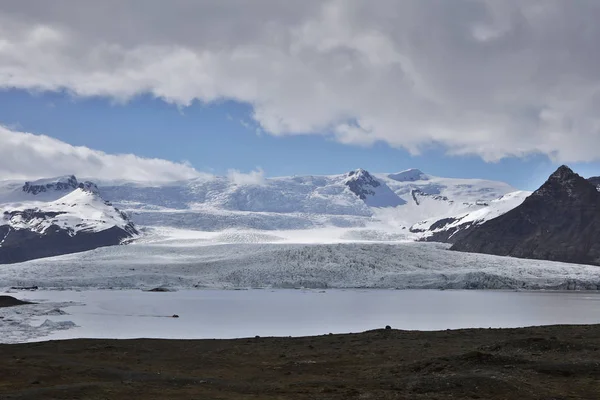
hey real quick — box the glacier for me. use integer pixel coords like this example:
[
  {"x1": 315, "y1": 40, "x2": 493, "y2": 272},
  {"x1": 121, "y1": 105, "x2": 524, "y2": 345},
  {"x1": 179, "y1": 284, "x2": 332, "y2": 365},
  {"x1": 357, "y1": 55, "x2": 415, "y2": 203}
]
[{"x1": 2, "y1": 229, "x2": 600, "y2": 290}]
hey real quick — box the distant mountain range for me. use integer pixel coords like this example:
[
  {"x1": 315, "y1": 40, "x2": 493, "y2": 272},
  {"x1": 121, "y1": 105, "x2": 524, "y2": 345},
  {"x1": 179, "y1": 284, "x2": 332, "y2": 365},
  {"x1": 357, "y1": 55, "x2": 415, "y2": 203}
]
[
  {"x1": 2, "y1": 166, "x2": 600, "y2": 266},
  {"x1": 96, "y1": 168, "x2": 515, "y2": 231},
  {"x1": 0, "y1": 168, "x2": 515, "y2": 262}
]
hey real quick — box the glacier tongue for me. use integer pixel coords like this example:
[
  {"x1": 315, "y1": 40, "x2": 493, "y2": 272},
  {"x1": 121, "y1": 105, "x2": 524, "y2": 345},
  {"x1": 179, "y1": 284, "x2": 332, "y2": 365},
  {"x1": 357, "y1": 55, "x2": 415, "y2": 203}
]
[{"x1": 2, "y1": 239, "x2": 599, "y2": 291}]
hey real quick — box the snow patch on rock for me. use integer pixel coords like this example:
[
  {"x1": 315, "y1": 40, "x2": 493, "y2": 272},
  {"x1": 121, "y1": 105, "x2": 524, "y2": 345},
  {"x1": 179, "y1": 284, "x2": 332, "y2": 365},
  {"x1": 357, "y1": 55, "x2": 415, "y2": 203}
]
[
  {"x1": 343, "y1": 169, "x2": 406, "y2": 208},
  {"x1": 1, "y1": 188, "x2": 137, "y2": 236},
  {"x1": 411, "y1": 190, "x2": 531, "y2": 240}
]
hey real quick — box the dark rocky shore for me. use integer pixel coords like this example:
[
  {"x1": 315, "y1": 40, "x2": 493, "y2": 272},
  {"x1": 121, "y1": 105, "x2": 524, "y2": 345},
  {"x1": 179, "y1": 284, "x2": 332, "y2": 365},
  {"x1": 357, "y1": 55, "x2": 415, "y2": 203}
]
[
  {"x1": 0, "y1": 295, "x2": 31, "y2": 308},
  {"x1": 1, "y1": 324, "x2": 599, "y2": 399}
]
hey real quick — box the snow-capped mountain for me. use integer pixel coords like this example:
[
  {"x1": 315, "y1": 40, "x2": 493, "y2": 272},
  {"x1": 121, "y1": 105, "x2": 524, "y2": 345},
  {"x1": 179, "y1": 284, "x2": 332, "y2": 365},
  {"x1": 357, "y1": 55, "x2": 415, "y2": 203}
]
[
  {"x1": 0, "y1": 177, "x2": 137, "y2": 264},
  {"x1": 94, "y1": 168, "x2": 517, "y2": 233}
]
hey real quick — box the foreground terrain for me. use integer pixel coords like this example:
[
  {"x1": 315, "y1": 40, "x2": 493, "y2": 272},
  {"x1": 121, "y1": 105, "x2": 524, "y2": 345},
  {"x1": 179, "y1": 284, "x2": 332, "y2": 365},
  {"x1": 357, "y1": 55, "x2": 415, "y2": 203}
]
[{"x1": 1, "y1": 325, "x2": 599, "y2": 399}]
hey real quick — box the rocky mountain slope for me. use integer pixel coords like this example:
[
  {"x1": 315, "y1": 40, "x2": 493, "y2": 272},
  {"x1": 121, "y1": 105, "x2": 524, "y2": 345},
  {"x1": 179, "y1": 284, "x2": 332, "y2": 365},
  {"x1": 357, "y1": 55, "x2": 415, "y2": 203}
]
[
  {"x1": 410, "y1": 191, "x2": 531, "y2": 243},
  {"x1": 0, "y1": 177, "x2": 138, "y2": 264},
  {"x1": 588, "y1": 176, "x2": 600, "y2": 190},
  {"x1": 451, "y1": 166, "x2": 600, "y2": 265}
]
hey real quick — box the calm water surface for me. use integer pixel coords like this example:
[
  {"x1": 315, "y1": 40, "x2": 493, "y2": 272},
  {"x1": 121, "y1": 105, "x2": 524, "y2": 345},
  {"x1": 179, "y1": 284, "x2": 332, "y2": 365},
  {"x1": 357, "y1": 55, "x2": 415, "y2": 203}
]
[{"x1": 20, "y1": 289, "x2": 600, "y2": 341}]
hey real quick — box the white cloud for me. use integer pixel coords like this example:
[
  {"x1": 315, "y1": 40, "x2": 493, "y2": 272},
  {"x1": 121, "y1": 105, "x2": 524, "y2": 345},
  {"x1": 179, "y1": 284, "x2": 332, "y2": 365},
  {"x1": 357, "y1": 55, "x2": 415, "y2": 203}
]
[
  {"x1": 227, "y1": 168, "x2": 266, "y2": 186},
  {"x1": 0, "y1": 126, "x2": 204, "y2": 182},
  {"x1": 1, "y1": 1, "x2": 600, "y2": 162}
]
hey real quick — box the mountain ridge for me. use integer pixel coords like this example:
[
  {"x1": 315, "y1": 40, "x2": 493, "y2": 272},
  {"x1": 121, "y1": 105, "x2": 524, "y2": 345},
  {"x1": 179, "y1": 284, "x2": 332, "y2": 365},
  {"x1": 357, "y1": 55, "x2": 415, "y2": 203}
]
[
  {"x1": 95, "y1": 168, "x2": 516, "y2": 232},
  {"x1": 450, "y1": 165, "x2": 600, "y2": 265}
]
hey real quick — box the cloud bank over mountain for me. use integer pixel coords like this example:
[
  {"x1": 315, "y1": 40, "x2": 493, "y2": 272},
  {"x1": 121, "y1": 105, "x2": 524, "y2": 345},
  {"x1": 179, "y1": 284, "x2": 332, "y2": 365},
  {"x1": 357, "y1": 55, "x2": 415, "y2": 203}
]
[{"x1": 0, "y1": 126, "x2": 203, "y2": 182}]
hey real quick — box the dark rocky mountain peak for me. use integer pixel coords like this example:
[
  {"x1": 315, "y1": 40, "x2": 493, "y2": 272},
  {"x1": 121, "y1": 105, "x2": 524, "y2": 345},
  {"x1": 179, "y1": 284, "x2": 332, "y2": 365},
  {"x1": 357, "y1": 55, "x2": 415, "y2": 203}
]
[
  {"x1": 23, "y1": 175, "x2": 79, "y2": 195},
  {"x1": 344, "y1": 169, "x2": 380, "y2": 200},
  {"x1": 551, "y1": 164, "x2": 575, "y2": 179},
  {"x1": 346, "y1": 168, "x2": 376, "y2": 181},
  {"x1": 78, "y1": 181, "x2": 100, "y2": 194},
  {"x1": 531, "y1": 165, "x2": 598, "y2": 203},
  {"x1": 451, "y1": 165, "x2": 600, "y2": 266}
]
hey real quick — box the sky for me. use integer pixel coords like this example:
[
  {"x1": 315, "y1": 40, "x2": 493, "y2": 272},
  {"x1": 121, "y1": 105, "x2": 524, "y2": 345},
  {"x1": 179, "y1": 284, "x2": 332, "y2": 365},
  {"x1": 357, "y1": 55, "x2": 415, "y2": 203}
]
[{"x1": 1, "y1": 0, "x2": 600, "y2": 190}]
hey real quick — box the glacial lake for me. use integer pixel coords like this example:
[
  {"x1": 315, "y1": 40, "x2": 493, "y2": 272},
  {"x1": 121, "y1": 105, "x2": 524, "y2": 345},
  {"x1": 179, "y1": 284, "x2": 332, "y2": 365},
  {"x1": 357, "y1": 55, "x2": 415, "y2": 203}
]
[{"x1": 10, "y1": 289, "x2": 600, "y2": 342}]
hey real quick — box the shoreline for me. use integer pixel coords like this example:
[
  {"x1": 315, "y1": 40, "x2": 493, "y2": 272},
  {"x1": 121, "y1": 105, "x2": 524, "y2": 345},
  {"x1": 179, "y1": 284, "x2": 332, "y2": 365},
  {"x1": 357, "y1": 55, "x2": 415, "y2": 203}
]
[{"x1": 6, "y1": 285, "x2": 600, "y2": 292}]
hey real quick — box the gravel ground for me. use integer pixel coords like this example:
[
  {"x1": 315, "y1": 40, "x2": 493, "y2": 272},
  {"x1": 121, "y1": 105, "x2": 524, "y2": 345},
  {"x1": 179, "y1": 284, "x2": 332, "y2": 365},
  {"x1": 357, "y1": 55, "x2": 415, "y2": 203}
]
[{"x1": 1, "y1": 324, "x2": 599, "y2": 399}]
